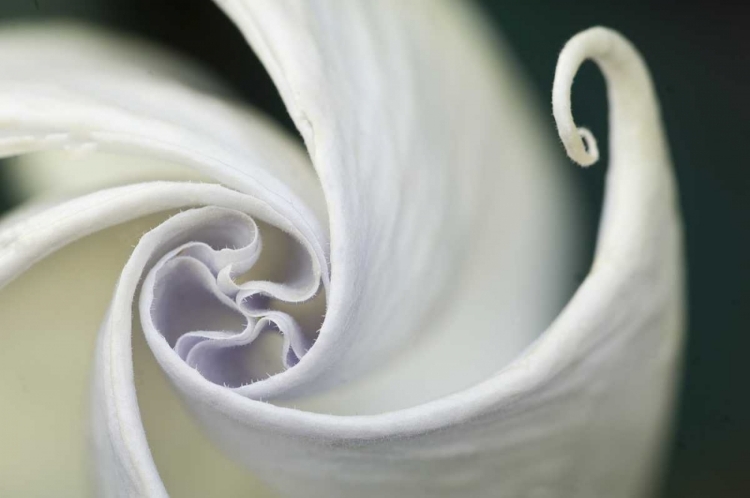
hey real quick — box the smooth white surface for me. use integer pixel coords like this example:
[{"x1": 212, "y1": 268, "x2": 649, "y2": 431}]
[{"x1": 0, "y1": 4, "x2": 681, "y2": 498}]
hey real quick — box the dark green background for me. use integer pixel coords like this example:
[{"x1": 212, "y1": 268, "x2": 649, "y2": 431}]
[{"x1": 0, "y1": 1, "x2": 747, "y2": 496}]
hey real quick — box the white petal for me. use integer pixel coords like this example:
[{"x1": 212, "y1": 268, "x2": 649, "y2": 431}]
[
  {"x1": 0, "y1": 23, "x2": 327, "y2": 224},
  {"x1": 0, "y1": 22, "x2": 223, "y2": 200},
  {"x1": 100, "y1": 0, "x2": 576, "y2": 489},
  {"x1": 0, "y1": 1, "x2": 682, "y2": 496},
  {"x1": 209, "y1": 0, "x2": 580, "y2": 405},
  {"x1": 0, "y1": 23, "x2": 327, "y2": 497},
  {"x1": 0, "y1": 24, "x2": 328, "y2": 276},
  {"x1": 159, "y1": 13, "x2": 677, "y2": 497}
]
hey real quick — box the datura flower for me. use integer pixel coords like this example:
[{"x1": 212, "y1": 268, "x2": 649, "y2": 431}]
[{"x1": 0, "y1": 1, "x2": 683, "y2": 497}]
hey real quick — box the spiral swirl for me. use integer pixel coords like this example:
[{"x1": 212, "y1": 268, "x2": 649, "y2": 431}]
[{"x1": 0, "y1": 3, "x2": 683, "y2": 498}]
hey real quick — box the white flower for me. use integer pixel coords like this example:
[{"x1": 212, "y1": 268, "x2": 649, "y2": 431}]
[{"x1": 0, "y1": 2, "x2": 682, "y2": 497}]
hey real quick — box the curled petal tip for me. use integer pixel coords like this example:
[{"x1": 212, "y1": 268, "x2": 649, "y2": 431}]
[
  {"x1": 574, "y1": 126, "x2": 599, "y2": 167},
  {"x1": 552, "y1": 28, "x2": 612, "y2": 168},
  {"x1": 553, "y1": 26, "x2": 638, "y2": 168}
]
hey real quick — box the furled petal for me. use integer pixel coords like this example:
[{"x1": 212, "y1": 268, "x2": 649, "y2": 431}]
[
  {"x1": 207, "y1": 0, "x2": 579, "y2": 407},
  {"x1": 0, "y1": 1, "x2": 682, "y2": 497},
  {"x1": 0, "y1": 22, "x2": 330, "y2": 497}
]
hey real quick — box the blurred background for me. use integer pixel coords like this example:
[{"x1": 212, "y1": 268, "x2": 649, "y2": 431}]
[{"x1": 0, "y1": 0, "x2": 747, "y2": 496}]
